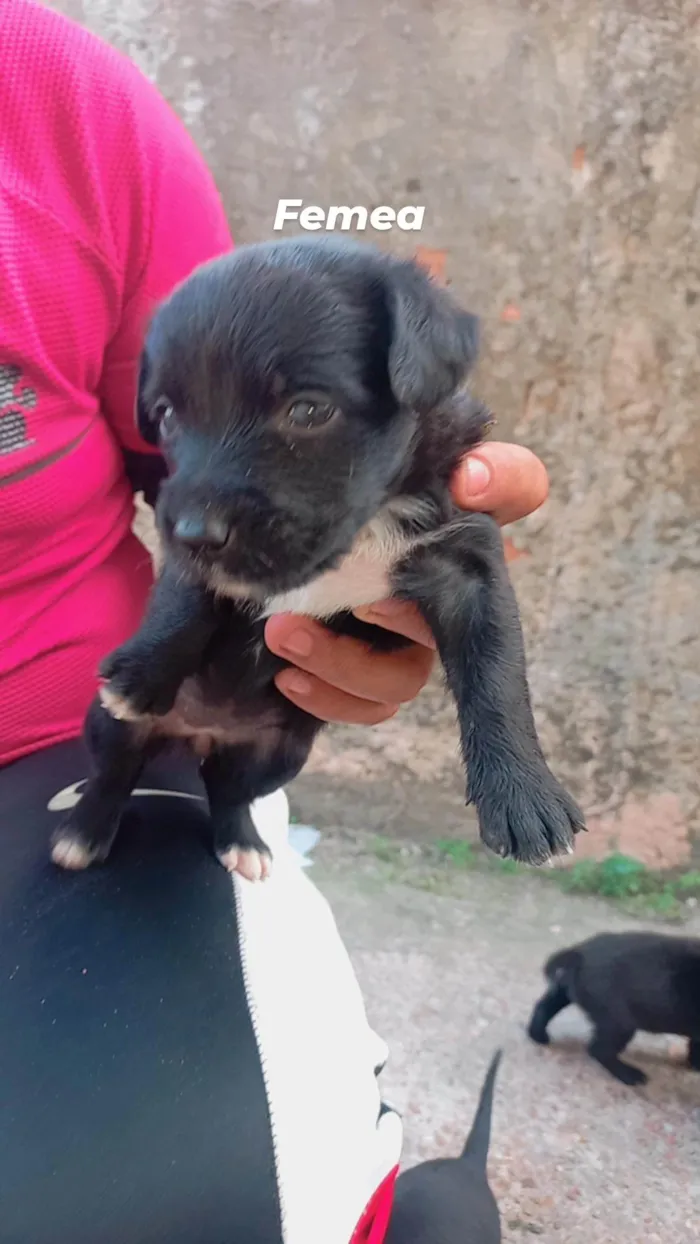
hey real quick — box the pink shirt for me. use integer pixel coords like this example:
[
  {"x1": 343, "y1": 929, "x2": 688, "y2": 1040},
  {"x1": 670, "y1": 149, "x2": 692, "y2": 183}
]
[{"x1": 0, "y1": 0, "x2": 233, "y2": 765}]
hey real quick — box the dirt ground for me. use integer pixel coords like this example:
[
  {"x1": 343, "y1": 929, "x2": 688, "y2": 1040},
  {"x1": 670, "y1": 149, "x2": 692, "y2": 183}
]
[{"x1": 307, "y1": 830, "x2": 700, "y2": 1244}]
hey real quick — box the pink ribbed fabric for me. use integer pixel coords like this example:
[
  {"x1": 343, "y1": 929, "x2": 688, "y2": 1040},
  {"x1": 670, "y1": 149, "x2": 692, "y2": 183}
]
[{"x1": 0, "y1": 0, "x2": 232, "y2": 764}]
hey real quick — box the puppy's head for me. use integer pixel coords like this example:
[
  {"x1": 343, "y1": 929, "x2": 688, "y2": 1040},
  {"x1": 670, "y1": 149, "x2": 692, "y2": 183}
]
[{"x1": 137, "y1": 237, "x2": 479, "y2": 597}]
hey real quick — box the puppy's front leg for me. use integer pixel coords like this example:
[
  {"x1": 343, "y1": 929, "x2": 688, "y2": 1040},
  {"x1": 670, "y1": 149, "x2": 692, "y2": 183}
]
[
  {"x1": 392, "y1": 513, "x2": 585, "y2": 864},
  {"x1": 99, "y1": 568, "x2": 219, "y2": 722},
  {"x1": 527, "y1": 982, "x2": 572, "y2": 1045}
]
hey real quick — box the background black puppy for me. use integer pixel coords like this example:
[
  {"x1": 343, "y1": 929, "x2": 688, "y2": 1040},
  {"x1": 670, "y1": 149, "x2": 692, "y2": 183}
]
[
  {"x1": 386, "y1": 1049, "x2": 503, "y2": 1244},
  {"x1": 51, "y1": 236, "x2": 584, "y2": 877},
  {"x1": 528, "y1": 931, "x2": 700, "y2": 1085}
]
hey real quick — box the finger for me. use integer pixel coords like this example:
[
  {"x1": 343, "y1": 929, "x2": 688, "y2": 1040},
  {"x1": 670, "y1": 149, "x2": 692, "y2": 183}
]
[
  {"x1": 264, "y1": 615, "x2": 434, "y2": 705},
  {"x1": 274, "y1": 669, "x2": 401, "y2": 726},
  {"x1": 353, "y1": 599, "x2": 437, "y2": 648},
  {"x1": 451, "y1": 442, "x2": 549, "y2": 526}
]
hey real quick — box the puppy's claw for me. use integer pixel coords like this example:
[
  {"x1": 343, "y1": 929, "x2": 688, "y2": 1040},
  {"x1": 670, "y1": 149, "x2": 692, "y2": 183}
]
[
  {"x1": 217, "y1": 845, "x2": 272, "y2": 882},
  {"x1": 476, "y1": 767, "x2": 585, "y2": 867}
]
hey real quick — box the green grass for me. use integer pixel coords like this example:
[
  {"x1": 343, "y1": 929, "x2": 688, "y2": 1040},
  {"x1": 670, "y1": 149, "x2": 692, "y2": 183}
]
[
  {"x1": 371, "y1": 836, "x2": 700, "y2": 921},
  {"x1": 548, "y1": 852, "x2": 700, "y2": 918},
  {"x1": 556, "y1": 853, "x2": 649, "y2": 898},
  {"x1": 370, "y1": 835, "x2": 405, "y2": 863},
  {"x1": 674, "y1": 869, "x2": 700, "y2": 894},
  {"x1": 434, "y1": 838, "x2": 477, "y2": 868}
]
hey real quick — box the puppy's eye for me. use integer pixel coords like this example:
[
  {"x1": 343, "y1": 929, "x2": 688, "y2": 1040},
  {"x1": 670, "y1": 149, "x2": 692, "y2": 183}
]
[
  {"x1": 286, "y1": 399, "x2": 339, "y2": 430},
  {"x1": 153, "y1": 398, "x2": 176, "y2": 437}
]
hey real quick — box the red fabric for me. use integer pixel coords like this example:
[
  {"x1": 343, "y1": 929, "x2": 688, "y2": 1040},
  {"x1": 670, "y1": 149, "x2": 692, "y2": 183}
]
[
  {"x1": 0, "y1": 0, "x2": 233, "y2": 765},
  {"x1": 350, "y1": 1167, "x2": 398, "y2": 1244}
]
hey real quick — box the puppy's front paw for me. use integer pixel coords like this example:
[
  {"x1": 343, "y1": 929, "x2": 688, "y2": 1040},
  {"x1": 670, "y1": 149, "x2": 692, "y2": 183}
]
[
  {"x1": 99, "y1": 646, "x2": 178, "y2": 721},
  {"x1": 217, "y1": 844, "x2": 273, "y2": 882},
  {"x1": 476, "y1": 764, "x2": 585, "y2": 866}
]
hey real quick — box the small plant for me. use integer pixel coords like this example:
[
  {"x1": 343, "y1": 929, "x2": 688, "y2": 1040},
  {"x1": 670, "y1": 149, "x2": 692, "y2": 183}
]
[
  {"x1": 434, "y1": 838, "x2": 476, "y2": 868},
  {"x1": 494, "y1": 857, "x2": 522, "y2": 875},
  {"x1": 597, "y1": 853, "x2": 649, "y2": 898},
  {"x1": 371, "y1": 835, "x2": 403, "y2": 863},
  {"x1": 675, "y1": 870, "x2": 700, "y2": 894},
  {"x1": 556, "y1": 858, "x2": 602, "y2": 895},
  {"x1": 558, "y1": 853, "x2": 650, "y2": 899}
]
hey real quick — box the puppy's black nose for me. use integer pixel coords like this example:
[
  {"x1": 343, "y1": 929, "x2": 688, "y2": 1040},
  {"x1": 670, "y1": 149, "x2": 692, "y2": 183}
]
[{"x1": 172, "y1": 514, "x2": 230, "y2": 552}]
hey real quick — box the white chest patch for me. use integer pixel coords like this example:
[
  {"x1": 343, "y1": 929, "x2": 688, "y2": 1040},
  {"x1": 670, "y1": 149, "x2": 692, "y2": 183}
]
[
  {"x1": 263, "y1": 510, "x2": 419, "y2": 620},
  {"x1": 208, "y1": 499, "x2": 432, "y2": 621}
]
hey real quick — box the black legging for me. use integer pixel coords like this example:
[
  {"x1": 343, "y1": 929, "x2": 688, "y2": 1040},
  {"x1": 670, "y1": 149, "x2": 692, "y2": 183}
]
[
  {"x1": 0, "y1": 740, "x2": 284, "y2": 1244},
  {"x1": 0, "y1": 740, "x2": 480, "y2": 1244}
]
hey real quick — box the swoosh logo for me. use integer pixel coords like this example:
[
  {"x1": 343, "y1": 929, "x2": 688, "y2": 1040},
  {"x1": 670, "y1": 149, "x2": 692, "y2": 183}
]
[{"x1": 47, "y1": 779, "x2": 206, "y2": 813}]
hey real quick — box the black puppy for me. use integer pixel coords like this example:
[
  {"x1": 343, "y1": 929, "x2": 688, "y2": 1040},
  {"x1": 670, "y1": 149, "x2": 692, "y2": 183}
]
[
  {"x1": 51, "y1": 237, "x2": 584, "y2": 878},
  {"x1": 386, "y1": 1049, "x2": 503, "y2": 1244},
  {"x1": 528, "y1": 931, "x2": 700, "y2": 1085}
]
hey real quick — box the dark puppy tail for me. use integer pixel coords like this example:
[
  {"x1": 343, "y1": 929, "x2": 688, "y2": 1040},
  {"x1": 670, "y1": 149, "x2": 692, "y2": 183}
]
[{"x1": 460, "y1": 1048, "x2": 503, "y2": 1169}]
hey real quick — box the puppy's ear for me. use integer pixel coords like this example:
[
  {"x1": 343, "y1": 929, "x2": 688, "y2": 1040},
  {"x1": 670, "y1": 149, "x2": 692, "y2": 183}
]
[
  {"x1": 387, "y1": 261, "x2": 480, "y2": 411},
  {"x1": 135, "y1": 349, "x2": 160, "y2": 447}
]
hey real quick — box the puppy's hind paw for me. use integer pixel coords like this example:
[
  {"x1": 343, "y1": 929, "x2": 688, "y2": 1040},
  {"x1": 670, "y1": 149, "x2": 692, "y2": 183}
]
[
  {"x1": 476, "y1": 765, "x2": 586, "y2": 866},
  {"x1": 613, "y1": 1063, "x2": 648, "y2": 1088},
  {"x1": 217, "y1": 845, "x2": 273, "y2": 883},
  {"x1": 51, "y1": 830, "x2": 110, "y2": 871},
  {"x1": 527, "y1": 1023, "x2": 551, "y2": 1047}
]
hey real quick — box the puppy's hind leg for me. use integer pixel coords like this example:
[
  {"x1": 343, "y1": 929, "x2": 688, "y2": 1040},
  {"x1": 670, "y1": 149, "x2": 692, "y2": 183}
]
[
  {"x1": 528, "y1": 981, "x2": 571, "y2": 1046},
  {"x1": 51, "y1": 698, "x2": 158, "y2": 870},
  {"x1": 201, "y1": 712, "x2": 319, "y2": 882},
  {"x1": 588, "y1": 1021, "x2": 646, "y2": 1086}
]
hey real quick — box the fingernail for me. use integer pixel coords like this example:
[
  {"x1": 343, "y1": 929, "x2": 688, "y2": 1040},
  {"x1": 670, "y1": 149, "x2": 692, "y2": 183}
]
[
  {"x1": 281, "y1": 672, "x2": 312, "y2": 697},
  {"x1": 279, "y1": 629, "x2": 314, "y2": 658},
  {"x1": 463, "y1": 456, "x2": 492, "y2": 496}
]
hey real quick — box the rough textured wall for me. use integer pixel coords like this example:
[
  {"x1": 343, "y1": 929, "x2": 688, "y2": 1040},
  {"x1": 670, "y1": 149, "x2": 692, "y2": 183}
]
[{"x1": 54, "y1": 1, "x2": 700, "y2": 864}]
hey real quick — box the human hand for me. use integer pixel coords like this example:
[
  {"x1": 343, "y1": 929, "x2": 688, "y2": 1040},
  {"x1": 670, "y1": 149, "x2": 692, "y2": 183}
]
[{"x1": 264, "y1": 442, "x2": 548, "y2": 725}]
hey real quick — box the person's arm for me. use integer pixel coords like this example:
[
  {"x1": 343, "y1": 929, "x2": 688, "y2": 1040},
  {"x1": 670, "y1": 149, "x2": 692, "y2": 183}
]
[{"x1": 98, "y1": 101, "x2": 233, "y2": 506}]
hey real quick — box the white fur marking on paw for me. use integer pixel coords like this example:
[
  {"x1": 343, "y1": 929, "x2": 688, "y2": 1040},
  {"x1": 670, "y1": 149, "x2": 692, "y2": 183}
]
[
  {"x1": 99, "y1": 684, "x2": 141, "y2": 722},
  {"x1": 218, "y1": 846, "x2": 271, "y2": 882},
  {"x1": 51, "y1": 838, "x2": 94, "y2": 871}
]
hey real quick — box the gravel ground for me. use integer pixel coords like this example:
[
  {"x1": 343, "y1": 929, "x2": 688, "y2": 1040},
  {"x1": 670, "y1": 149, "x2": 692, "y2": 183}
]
[{"x1": 309, "y1": 833, "x2": 700, "y2": 1244}]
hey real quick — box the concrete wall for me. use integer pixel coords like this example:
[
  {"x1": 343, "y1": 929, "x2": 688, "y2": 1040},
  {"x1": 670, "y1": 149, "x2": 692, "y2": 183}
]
[{"x1": 56, "y1": 1, "x2": 700, "y2": 864}]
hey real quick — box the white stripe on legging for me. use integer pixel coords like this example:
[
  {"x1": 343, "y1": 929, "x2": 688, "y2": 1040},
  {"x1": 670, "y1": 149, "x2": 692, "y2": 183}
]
[{"x1": 236, "y1": 789, "x2": 403, "y2": 1244}]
